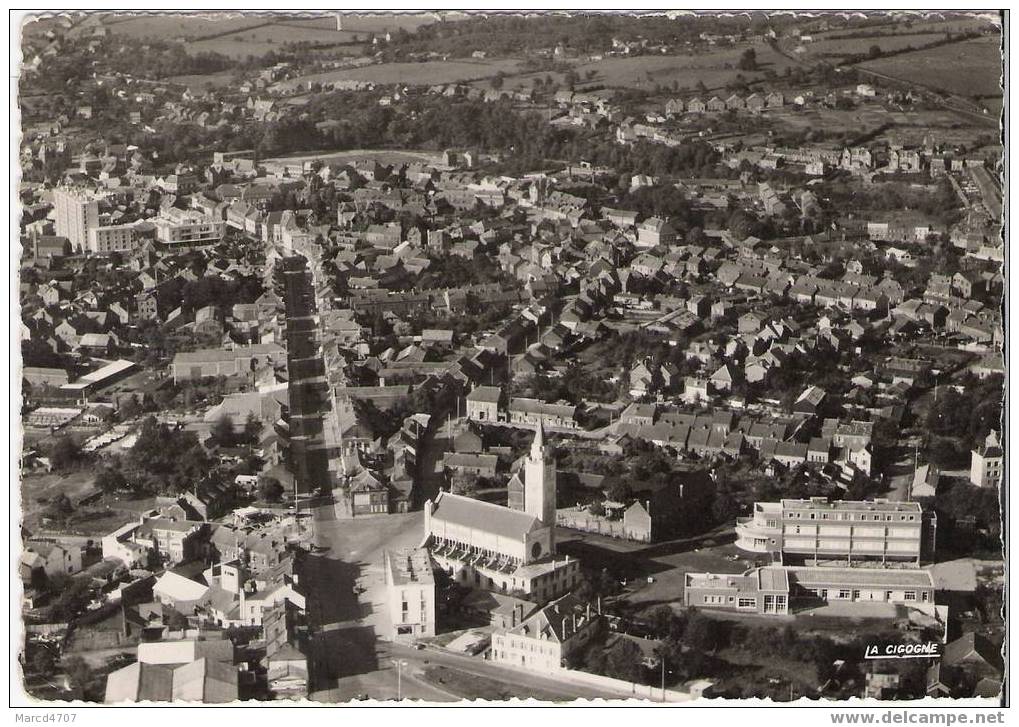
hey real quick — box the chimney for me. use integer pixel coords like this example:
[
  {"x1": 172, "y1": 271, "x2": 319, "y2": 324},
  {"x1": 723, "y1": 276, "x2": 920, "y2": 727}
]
[
  {"x1": 586, "y1": 603, "x2": 591, "y2": 619},
  {"x1": 597, "y1": 596, "x2": 602, "y2": 614}
]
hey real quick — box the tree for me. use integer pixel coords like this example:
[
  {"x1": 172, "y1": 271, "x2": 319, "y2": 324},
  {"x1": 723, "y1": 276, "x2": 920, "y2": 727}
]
[
  {"x1": 588, "y1": 501, "x2": 606, "y2": 517},
  {"x1": 95, "y1": 466, "x2": 128, "y2": 494},
  {"x1": 607, "y1": 480, "x2": 633, "y2": 503},
  {"x1": 684, "y1": 609, "x2": 722, "y2": 653},
  {"x1": 45, "y1": 493, "x2": 73, "y2": 524},
  {"x1": 49, "y1": 436, "x2": 82, "y2": 471},
  {"x1": 737, "y1": 48, "x2": 758, "y2": 71},
  {"x1": 211, "y1": 414, "x2": 236, "y2": 448},
  {"x1": 258, "y1": 477, "x2": 284, "y2": 503},
  {"x1": 605, "y1": 638, "x2": 645, "y2": 683},
  {"x1": 242, "y1": 412, "x2": 264, "y2": 445},
  {"x1": 868, "y1": 44, "x2": 882, "y2": 59}
]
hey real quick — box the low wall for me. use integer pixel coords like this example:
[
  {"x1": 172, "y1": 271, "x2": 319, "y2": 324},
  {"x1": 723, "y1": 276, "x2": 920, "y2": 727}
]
[
  {"x1": 549, "y1": 666, "x2": 690, "y2": 703},
  {"x1": 556, "y1": 511, "x2": 651, "y2": 543}
]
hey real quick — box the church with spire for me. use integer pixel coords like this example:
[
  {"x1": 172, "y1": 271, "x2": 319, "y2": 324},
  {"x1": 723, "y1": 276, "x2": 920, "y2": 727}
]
[{"x1": 421, "y1": 421, "x2": 579, "y2": 604}]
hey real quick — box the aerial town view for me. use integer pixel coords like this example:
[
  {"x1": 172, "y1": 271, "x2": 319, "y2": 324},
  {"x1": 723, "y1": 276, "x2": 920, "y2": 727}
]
[{"x1": 13, "y1": 8, "x2": 1006, "y2": 710}]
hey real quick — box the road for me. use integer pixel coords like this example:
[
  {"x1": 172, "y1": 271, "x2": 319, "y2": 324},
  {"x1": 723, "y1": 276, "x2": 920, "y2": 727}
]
[
  {"x1": 312, "y1": 641, "x2": 638, "y2": 702},
  {"x1": 300, "y1": 504, "x2": 646, "y2": 702}
]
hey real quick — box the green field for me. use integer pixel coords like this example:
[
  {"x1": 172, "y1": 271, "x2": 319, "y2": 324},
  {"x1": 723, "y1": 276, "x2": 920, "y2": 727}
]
[{"x1": 856, "y1": 36, "x2": 1003, "y2": 98}]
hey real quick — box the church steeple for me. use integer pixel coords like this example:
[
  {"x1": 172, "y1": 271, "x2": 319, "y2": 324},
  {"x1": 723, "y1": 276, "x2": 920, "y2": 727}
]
[
  {"x1": 531, "y1": 419, "x2": 545, "y2": 458},
  {"x1": 525, "y1": 420, "x2": 557, "y2": 541}
]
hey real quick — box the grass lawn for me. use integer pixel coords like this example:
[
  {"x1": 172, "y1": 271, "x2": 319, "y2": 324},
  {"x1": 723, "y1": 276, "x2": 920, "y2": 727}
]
[{"x1": 420, "y1": 665, "x2": 566, "y2": 701}]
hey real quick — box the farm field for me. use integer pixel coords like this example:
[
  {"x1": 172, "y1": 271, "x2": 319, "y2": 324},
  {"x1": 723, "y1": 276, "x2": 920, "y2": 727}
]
[
  {"x1": 103, "y1": 12, "x2": 266, "y2": 40},
  {"x1": 796, "y1": 31, "x2": 947, "y2": 60},
  {"x1": 856, "y1": 36, "x2": 1003, "y2": 99},
  {"x1": 285, "y1": 12, "x2": 443, "y2": 34},
  {"x1": 165, "y1": 71, "x2": 236, "y2": 93},
  {"x1": 571, "y1": 43, "x2": 797, "y2": 93},
  {"x1": 276, "y1": 58, "x2": 524, "y2": 90}
]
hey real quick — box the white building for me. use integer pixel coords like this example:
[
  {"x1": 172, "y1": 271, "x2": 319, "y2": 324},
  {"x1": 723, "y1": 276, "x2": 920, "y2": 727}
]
[
  {"x1": 88, "y1": 223, "x2": 136, "y2": 254},
  {"x1": 155, "y1": 208, "x2": 225, "y2": 247},
  {"x1": 423, "y1": 423, "x2": 579, "y2": 603},
  {"x1": 384, "y1": 548, "x2": 436, "y2": 640},
  {"x1": 491, "y1": 593, "x2": 602, "y2": 674},
  {"x1": 54, "y1": 186, "x2": 99, "y2": 251},
  {"x1": 970, "y1": 430, "x2": 1003, "y2": 488}
]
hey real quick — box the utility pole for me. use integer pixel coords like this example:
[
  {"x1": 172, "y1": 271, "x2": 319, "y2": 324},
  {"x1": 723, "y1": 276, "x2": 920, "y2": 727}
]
[
  {"x1": 391, "y1": 659, "x2": 407, "y2": 701},
  {"x1": 661, "y1": 657, "x2": 666, "y2": 702}
]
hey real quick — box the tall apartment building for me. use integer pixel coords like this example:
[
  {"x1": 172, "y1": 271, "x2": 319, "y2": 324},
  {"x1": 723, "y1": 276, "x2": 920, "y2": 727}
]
[
  {"x1": 53, "y1": 187, "x2": 99, "y2": 251},
  {"x1": 384, "y1": 548, "x2": 435, "y2": 640},
  {"x1": 970, "y1": 430, "x2": 1003, "y2": 489},
  {"x1": 735, "y1": 497, "x2": 935, "y2": 565}
]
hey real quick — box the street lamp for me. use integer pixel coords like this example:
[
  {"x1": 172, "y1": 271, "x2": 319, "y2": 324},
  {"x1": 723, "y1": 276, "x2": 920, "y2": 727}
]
[{"x1": 391, "y1": 659, "x2": 408, "y2": 702}]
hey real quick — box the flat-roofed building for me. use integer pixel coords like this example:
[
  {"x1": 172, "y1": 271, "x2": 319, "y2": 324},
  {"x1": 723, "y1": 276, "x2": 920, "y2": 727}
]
[
  {"x1": 685, "y1": 565, "x2": 936, "y2": 616},
  {"x1": 88, "y1": 223, "x2": 136, "y2": 254},
  {"x1": 155, "y1": 208, "x2": 225, "y2": 247},
  {"x1": 735, "y1": 497, "x2": 934, "y2": 565},
  {"x1": 384, "y1": 548, "x2": 436, "y2": 640},
  {"x1": 54, "y1": 186, "x2": 98, "y2": 252}
]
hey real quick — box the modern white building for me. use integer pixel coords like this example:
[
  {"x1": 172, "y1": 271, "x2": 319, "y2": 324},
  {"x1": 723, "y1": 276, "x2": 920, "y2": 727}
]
[
  {"x1": 155, "y1": 208, "x2": 225, "y2": 247},
  {"x1": 735, "y1": 498, "x2": 934, "y2": 565},
  {"x1": 685, "y1": 565, "x2": 936, "y2": 617},
  {"x1": 384, "y1": 548, "x2": 436, "y2": 640},
  {"x1": 53, "y1": 186, "x2": 99, "y2": 251}
]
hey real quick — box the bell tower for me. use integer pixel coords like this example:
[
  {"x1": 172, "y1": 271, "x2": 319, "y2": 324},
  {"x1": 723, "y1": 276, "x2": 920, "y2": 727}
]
[{"x1": 524, "y1": 421, "x2": 557, "y2": 532}]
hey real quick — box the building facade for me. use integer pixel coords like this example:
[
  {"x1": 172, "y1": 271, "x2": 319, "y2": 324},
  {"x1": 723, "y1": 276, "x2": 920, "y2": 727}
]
[
  {"x1": 88, "y1": 223, "x2": 136, "y2": 254},
  {"x1": 970, "y1": 431, "x2": 1003, "y2": 488},
  {"x1": 735, "y1": 498, "x2": 934, "y2": 565},
  {"x1": 54, "y1": 187, "x2": 99, "y2": 251},
  {"x1": 685, "y1": 565, "x2": 936, "y2": 616},
  {"x1": 384, "y1": 548, "x2": 436, "y2": 640}
]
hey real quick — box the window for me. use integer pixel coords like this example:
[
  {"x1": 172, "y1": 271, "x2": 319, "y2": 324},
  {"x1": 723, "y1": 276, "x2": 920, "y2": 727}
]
[
  {"x1": 738, "y1": 598, "x2": 757, "y2": 609},
  {"x1": 904, "y1": 591, "x2": 917, "y2": 601},
  {"x1": 838, "y1": 590, "x2": 851, "y2": 599},
  {"x1": 852, "y1": 590, "x2": 860, "y2": 600}
]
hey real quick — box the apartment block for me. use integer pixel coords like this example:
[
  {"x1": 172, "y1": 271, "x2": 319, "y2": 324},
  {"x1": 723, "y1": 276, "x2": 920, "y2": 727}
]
[
  {"x1": 155, "y1": 208, "x2": 226, "y2": 247},
  {"x1": 88, "y1": 223, "x2": 137, "y2": 254},
  {"x1": 735, "y1": 497, "x2": 935, "y2": 565},
  {"x1": 53, "y1": 187, "x2": 99, "y2": 251},
  {"x1": 384, "y1": 548, "x2": 436, "y2": 640}
]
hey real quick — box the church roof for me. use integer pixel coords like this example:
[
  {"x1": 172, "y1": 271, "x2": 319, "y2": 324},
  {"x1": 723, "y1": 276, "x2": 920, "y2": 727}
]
[{"x1": 430, "y1": 491, "x2": 542, "y2": 540}]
